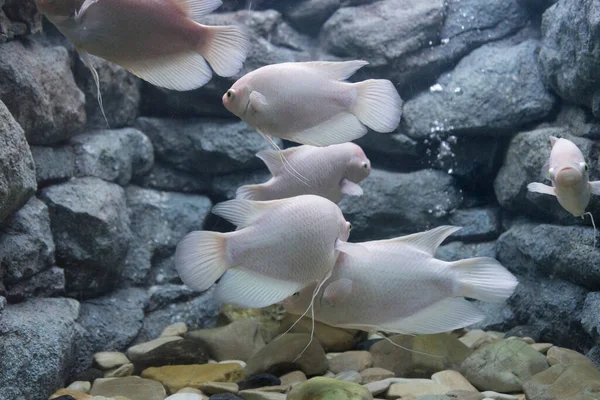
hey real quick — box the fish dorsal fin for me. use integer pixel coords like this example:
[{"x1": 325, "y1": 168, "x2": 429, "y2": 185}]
[
  {"x1": 335, "y1": 240, "x2": 369, "y2": 259},
  {"x1": 368, "y1": 226, "x2": 462, "y2": 256},
  {"x1": 299, "y1": 60, "x2": 369, "y2": 81},
  {"x1": 212, "y1": 198, "x2": 284, "y2": 228},
  {"x1": 170, "y1": 0, "x2": 223, "y2": 21},
  {"x1": 322, "y1": 278, "x2": 353, "y2": 306},
  {"x1": 256, "y1": 146, "x2": 306, "y2": 176}
]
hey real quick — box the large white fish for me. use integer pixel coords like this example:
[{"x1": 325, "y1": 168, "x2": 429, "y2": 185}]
[
  {"x1": 221, "y1": 60, "x2": 403, "y2": 147},
  {"x1": 528, "y1": 136, "x2": 600, "y2": 218},
  {"x1": 36, "y1": 0, "x2": 249, "y2": 118},
  {"x1": 236, "y1": 143, "x2": 371, "y2": 203},
  {"x1": 283, "y1": 226, "x2": 518, "y2": 334},
  {"x1": 175, "y1": 195, "x2": 352, "y2": 308}
]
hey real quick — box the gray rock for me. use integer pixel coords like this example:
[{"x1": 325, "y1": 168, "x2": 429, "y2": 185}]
[
  {"x1": 504, "y1": 325, "x2": 542, "y2": 342},
  {"x1": 585, "y1": 345, "x2": 600, "y2": 370},
  {"x1": 142, "y1": 10, "x2": 313, "y2": 119},
  {"x1": 136, "y1": 117, "x2": 281, "y2": 175},
  {"x1": 0, "y1": 99, "x2": 36, "y2": 224},
  {"x1": 461, "y1": 339, "x2": 549, "y2": 392},
  {"x1": 30, "y1": 145, "x2": 76, "y2": 186},
  {"x1": 6, "y1": 266, "x2": 65, "y2": 303},
  {"x1": 581, "y1": 292, "x2": 600, "y2": 341},
  {"x1": 403, "y1": 40, "x2": 556, "y2": 140},
  {"x1": 447, "y1": 207, "x2": 501, "y2": 242},
  {"x1": 134, "y1": 162, "x2": 210, "y2": 194},
  {"x1": 74, "y1": 56, "x2": 142, "y2": 129},
  {"x1": 539, "y1": 0, "x2": 600, "y2": 117},
  {"x1": 354, "y1": 132, "x2": 421, "y2": 171},
  {"x1": 136, "y1": 289, "x2": 219, "y2": 343},
  {"x1": 2, "y1": 0, "x2": 42, "y2": 35},
  {"x1": 0, "y1": 298, "x2": 80, "y2": 400},
  {"x1": 321, "y1": 0, "x2": 530, "y2": 93},
  {"x1": 493, "y1": 127, "x2": 598, "y2": 221},
  {"x1": 148, "y1": 254, "x2": 181, "y2": 286},
  {"x1": 210, "y1": 169, "x2": 272, "y2": 201},
  {"x1": 73, "y1": 288, "x2": 148, "y2": 377},
  {"x1": 71, "y1": 128, "x2": 154, "y2": 185},
  {"x1": 553, "y1": 104, "x2": 600, "y2": 139},
  {"x1": 146, "y1": 284, "x2": 197, "y2": 313},
  {"x1": 435, "y1": 241, "x2": 496, "y2": 262},
  {"x1": 0, "y1": 38, "x2": 86, "y2": 144},
  {"x1": 279, "y1": 0, "x2": 340, "y2": 35},
  {"x1": 339, "y1": 169, "x2": 463, "y2": 241},
  {"x1": 40, "y1": 177, "x2": 132, "y2": 297},
  {"x1": 507, "y1": 275, "x2": 591, "y2": 351},
  {"x1": 0, "y1": 197, "x2": 55, "y2": 285},
  {"x1": 497, "y1": 222, "x2": 600, "y2": 289},
  {"x1": 0, "y1": 296, "x2": 5, "y2": 313},
  {"x1": 518, "y1": 0, "x2": 557, "y2": 13},
  {"x1": 468, "y1": 301, "x2": 516, "y2": 332},
  {"x1": 123, "y1": 186, "x2": 212, "y2": 284}
]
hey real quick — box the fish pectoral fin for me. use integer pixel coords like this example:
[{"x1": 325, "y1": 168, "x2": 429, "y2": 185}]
[
  {"x1": 118, "y1": 52, "x2": 212, "y2": 91},
  {"x1": 256, "y1": 146, "x2": 305, "y2": 177},
  {"x1": 590, "y1": 181, "x2": 600, "y2": 196},
  {"x1": 74, "y1": 0, "x2": 99, "y2": 21},
  {"x1": 172, "y1": 0, "x2": 223, "y2": 21},
  {"x1": 321, "y1": 279, "x2": 353, "y2": 306},
  {"x1": 527, "y1": 182, "x2": 556, "y2": 196},
  {"x1": 212, "y1": 198, "x2": 286, "y2": 228},
  {"x1": 369, "y1": 226, "x2": 461, "y2": 257},
  {"x1": 249, "y1": 91, "x2": 269, "y2": 114},
  {"x1": 550, "y1": 135, "x2": 559, "y2": 147},
  {"x1": 335, "y1": 239, "x2": 368, "y2": 259},
  {"x1": 298, "y1": 60, "x2": 369, "y2": 81},
  {"x1": 379, "y1": 298, "x2": 485, "y2": 335},
  {"x1": 285, "y1": 112, "x2": 367, "y2": 147},
  {"x1": 340, "y1": 179, "x2": 364, "y2": 196},
  {"x1": 215, "y1": 268, "x2": 302, "y2": 308}
]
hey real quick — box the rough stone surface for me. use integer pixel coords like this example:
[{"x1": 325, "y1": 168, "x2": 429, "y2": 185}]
[
  {"x1": 0, "y1": 197, "x2": 55, "y2": 285},
  {"x1": 538, "y1": 0, "x2": 600, "y2": 117},
  {"x1": 6, "y1": 266, "x2": 65, "y2": 303},
  {"x1": 123, "y1": 186, "x2": 211, "y2": 284},
  {"x1": 90, "y1": 376, "x2": 166, "y2": 400},
  {"x1": 339, "y1": 169, "x2": 462, "y2": 241},
  {"x1": 127, "y1": 337, "x2": 209, "y2": 372},
  {"x1": 31, "y1": 145, "x2": 76, "y2": 186},
  {"x1": 403, "y1": 40, "x2": 556, "y2": 140},
  {"x1": 447, "y1": 207, "x2": 501, "y2": 242},
  {"x1": 287, "y1": 377, "x2": 373, "y2": 400},
  {"x1": 133, "y1": 162, "x2": 210, "y2": 195},
  {"x1": 40, "y1": 177, "x2": 132, "y2": 297},
  {"x1": 435, "y1": 241, "x2": 496, "y2": 262},
  {"x1": 141, "y1": 363, "x2": 244, "y2": 394},
  {"x1": 522, "y1": 364, "x2": 600, "y2": 400},
  {"x1": 74, "y1": 56, "x2": 142, "y2": 129},
  {"x1": 71, "y1": 129, "x2": 154, "y2": 186},
  {"x1": 0, "y1": 298, "x2": 80, "y2": 400},
  {"x1": 0, "y1": 38, "x2": 86, "y2": 144},
  {"x1": 0, "y1": 99, "x2": 36, "y2": 224},
  {"x1": 370, "y1": 334, "x2": 471, "y2": 378},
  {"x1": 461, "y1": 339, "x2": 549, "y2": 392},
  {"x1": 73, "y1": 288, "x2": 148, "y2": 377}
]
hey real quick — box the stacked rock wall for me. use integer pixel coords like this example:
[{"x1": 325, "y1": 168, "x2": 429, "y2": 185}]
[{"x1": 1, "y1": 0, "x2": 600, "y2": 398}]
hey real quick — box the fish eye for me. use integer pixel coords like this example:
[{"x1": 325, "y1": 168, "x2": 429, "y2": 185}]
[
  {"x1": 548, "y1": 168, "x2": 555, "y2": 179},
  {"x1": 362, "y1": 162, "x2": 369, "y2": 169},
  {"x1": 292, "y1": 292, "x2": 300, "y2": 297},
  {"x1": 226, "y1": 90, "x2": 234, "y2": 99},
  {"x1": 348, "y1": 222, "x2": 353, "y2": 231}
]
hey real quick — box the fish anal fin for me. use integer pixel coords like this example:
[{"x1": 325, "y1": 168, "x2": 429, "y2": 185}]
[
  {"x1": 118, "y1": 52, "x2": 212, "y2": 91},
  {"x1": 298, "y1": 60, "x2": 369, "y2": 81},
  {"x1": 527, "y1": 182, "x2": 556, "y2": 196},
  {"x1": 170, "y1": 0, "x2": 223, "y2": 21},
  {"x1": 212, "y1": 198, "x2": 284, "y2": 228},
  {"x1": 322, "y1": 278, "x2": 353, "y2": 306},
  {"x1": 215, "y1": 268, "x2": 302, "y2": 308},
  {"x1": 285, "y1": 112, "x2": 367, "y2": 147},
  {"x1": 590, "y1": 181, "x2": 600, "y2": 196},
  {"x1": 340, "y1": 179, "x2": 363, "y2": 196},
  {"x1": 256, "y1": 146, "x2": 306, "y2": 177},
  {"x1": 379, "y1": 298, "x2": 485, "y2": 335},
  {"x1": 368, "y1": 226, "x2": 461, "y2": 256}
]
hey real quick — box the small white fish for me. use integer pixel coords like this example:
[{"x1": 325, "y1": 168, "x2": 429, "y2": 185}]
[
  {"x1": 528, "y1": 136, "x2": 600, "y2": 218},
  {"x1": 36, "y1": 0, "x2": 249, "y2": 120},
  {"x1": 236, "y1": 143, "x2": 371, "y2": 203},
  {"x1": 175, "y1": 195, "x2": 352, "y2": 308},
  {"x1": 221, "y1": 60, "x2": 403, "y2": 147},
  {"x1": 283, "y1": 226, "x2": 518, "y2": 335}
]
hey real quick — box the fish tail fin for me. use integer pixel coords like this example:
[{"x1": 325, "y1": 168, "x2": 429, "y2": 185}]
[
  {"x1": 198, "y1": 24, "x2": 250, "y2": 77},
  {"x1": 351, "y1": 79, "x2": 403, "y2": 133},
  {"x1": 175, "y1": 231, "x2": 230, "y2": 292},
  {"x1": 236, "y1": 184, "x2": 264, "y2": 200},
  {"x1": 451, "y1": 257, "x2": 518, "y2": 303}
]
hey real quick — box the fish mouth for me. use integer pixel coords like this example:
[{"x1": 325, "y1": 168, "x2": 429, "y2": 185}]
[{"x1": 556, "y1": 167, "x2": 583, "y2": 187}]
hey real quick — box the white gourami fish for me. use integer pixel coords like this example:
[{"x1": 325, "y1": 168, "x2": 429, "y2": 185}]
[
  {"x1": 175, "y1": 195, "x2": 352, "y2": 308},
  {"x1": 36, "y1": 0, "x2": 249, "y2": 119},
  {"x1": 221, "y1": 60, "x2": 403, "y2": 147},
  {"x1": 283, "y1": 226, "x2": 518, "y2": 334},
  {"x1": 528, "y1": 136, "x2": 600, "y2": 218},
  {"x1": 236, "y1": 143, "x2": 371, "y2": 203}
]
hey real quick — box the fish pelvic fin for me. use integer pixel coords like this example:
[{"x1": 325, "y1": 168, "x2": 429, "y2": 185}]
[
  {"x1": 198, "y1": 24, "x2": 250, "y2": 77},
  {"x1": 175, "y1": 231, "x2": 230, "y2": 292},
  {"x1": 451, "y1": 257, "x2": 518, "y2": 303},
  {"x1": 351, "y1": 79, "x2": 403, "y2": 133},
  {"x1": 78, "y1": 49, "x2": 110, "y2": 129}
]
